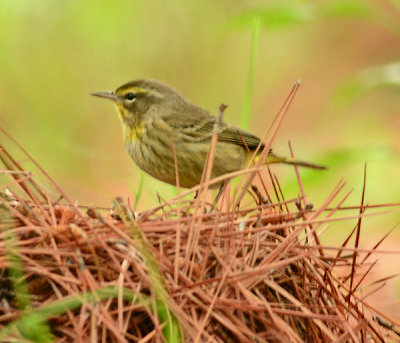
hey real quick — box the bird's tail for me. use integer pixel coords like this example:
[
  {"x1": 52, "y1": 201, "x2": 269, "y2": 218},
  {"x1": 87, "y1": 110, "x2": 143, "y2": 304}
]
[{"x1": 254, "y1": 151, "x2": 327, "y2": 170}]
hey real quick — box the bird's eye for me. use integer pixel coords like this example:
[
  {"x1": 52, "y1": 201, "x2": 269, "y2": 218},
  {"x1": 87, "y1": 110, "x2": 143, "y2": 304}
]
[{"x1": 125, "y1": 93, "x2": 136, "y2": 101}]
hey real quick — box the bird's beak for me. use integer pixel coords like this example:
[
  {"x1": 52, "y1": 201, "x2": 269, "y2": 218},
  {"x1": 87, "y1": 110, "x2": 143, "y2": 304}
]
[{"x1": 90, "y1": 91, "x2": 118, "y2": 101}]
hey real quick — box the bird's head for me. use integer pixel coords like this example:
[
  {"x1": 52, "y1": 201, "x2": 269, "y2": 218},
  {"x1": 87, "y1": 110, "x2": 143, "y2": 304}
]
[{"x1": 91, "y1": 79, "x2": 183, "y2": 127}]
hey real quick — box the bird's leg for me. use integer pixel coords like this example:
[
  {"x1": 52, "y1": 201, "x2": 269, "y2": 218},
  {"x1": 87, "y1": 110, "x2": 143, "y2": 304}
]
[
  {"x1": 213, "y1": 182, "x2": 226, "y2": 206},
  {"x1": 193, "y1": 190, "x2": 199, "y2": 199}
]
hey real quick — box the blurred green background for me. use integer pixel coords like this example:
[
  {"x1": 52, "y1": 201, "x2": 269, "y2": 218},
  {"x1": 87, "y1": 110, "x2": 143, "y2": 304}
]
[{"x1": 0, "y1": 0, "x2": 399, "y2": 312}]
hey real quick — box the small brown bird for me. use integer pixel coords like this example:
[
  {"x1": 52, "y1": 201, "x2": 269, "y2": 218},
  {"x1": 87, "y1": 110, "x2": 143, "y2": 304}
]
[{"x1": 92, "y1": 79, "x2": 325, "y2": 189}]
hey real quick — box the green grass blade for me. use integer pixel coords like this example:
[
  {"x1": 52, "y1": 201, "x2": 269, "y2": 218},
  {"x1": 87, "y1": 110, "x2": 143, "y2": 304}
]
[
  {"x1": 128, "y1": 170, "x2": 145, "y2": 212},
  {"x1": 113, "y1": 198, "x2": 183, "y2": 342},
  {"x1": 241, "y1": 16, "x2": 260, "y2": 130},
  {"x1": 0, "y1": 286, "x2": 150, "y2": 342}
]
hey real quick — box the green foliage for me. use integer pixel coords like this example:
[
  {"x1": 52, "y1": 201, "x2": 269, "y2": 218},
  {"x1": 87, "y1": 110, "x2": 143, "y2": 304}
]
[
  {"x1": 3, "y1": 234, "x2": 32, "y2": 312},
  {"x1": 320, "y1": 1, "x2": 370, "y2": 18},
  {"x1": 0, "y1": 286, "x2": 151, "y2": 342},
  {"x1": 388, "y1": 0, "x2": 400, "y2": 12},
  {"x1": 230, "y1": 1, "x2": 370, "y2": 30},
  {"x1": 333, "y1": 62, "x2": 400, "y2": 107},
  {"x1": 15, "y1": 313, "x2": 54, "y2": 343}
]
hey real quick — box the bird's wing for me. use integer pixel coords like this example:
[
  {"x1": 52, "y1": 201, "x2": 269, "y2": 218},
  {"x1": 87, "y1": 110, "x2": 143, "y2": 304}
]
[
  {"x1": 156, "y1": 105, "x2": 264, "y2": 150},
  {"x1": 180, "y1": 117, "x2": 264, "y2": 151}
]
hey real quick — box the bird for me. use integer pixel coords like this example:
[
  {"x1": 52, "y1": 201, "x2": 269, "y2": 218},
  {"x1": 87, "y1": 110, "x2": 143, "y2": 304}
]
[{"x1": 91, "y1": 79, "x2": 325, "y2": 191}]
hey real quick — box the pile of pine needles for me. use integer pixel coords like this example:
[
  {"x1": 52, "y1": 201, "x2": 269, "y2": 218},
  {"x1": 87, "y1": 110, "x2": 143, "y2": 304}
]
[{"x1": 1, "y1": 103, "x2": 400, "y2": 342}]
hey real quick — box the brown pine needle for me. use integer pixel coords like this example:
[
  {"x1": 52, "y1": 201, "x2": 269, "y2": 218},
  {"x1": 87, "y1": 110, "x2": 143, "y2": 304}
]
[{"x1": 1, "y1": 125, "x2": 399, "y2": 342}]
